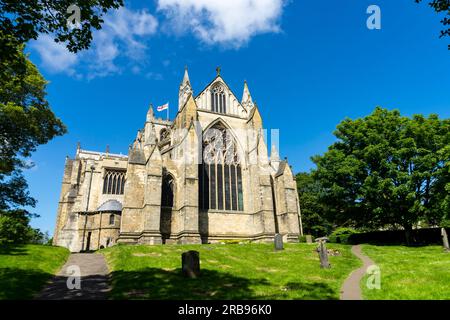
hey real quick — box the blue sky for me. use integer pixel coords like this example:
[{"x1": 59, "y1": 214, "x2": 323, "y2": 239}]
[{"x1": 24, "y1": 0, "x2": 450, "y2": 235}]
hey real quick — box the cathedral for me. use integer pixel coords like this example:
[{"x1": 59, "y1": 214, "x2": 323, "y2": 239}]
[{"x1": 53, "y1": 68, "x2": 303, "y2": 252}]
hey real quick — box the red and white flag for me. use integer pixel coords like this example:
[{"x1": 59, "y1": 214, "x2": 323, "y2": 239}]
[{"x1": 157, "y1": 103, "x2": 169, "y2": 111}]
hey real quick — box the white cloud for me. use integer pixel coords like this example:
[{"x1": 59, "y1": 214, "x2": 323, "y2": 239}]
[
  {"x1": 30, "y1": 34, "x2": 78, "y2": 76},
  {"x1": 157, "y1": 0, "x2": 285, "y2": 47},
  {"x1": 31, "y1": 7, "x2": 158, "y2": 79}
]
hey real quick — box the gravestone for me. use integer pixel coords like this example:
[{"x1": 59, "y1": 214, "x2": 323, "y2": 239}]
[
  {"x1": 306, "y1": 235, "x2": 313, "y2": 244},
  {"x1": 182, "y1": 250, "x2": 200, "y2": 278},
  {"x1": 442, "y1": 228, "x2": 449, "y2": 252},
  {"x1": 274, "y1": 233, "x2": 283, "y2": 251},
  {"x1": 315, "y1": 237, "x2": 331, "y2": 269}
]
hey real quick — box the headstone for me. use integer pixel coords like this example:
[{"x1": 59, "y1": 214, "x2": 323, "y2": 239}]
[
  {"x1": 306, "y1": 235, "x2": 313, "y2": 244},
  {"x1": 315, "y1": 237, "x2": 331, "y2": 268},
  {"x1": 274, "y1": 233, "x2": 283, "y2": 251},
  {"x1": 182, "y1": 250, "x2": 200, "y2": 278},
  {"x1": 442, "y1": 228, "x2": 449, "y2": 251}
]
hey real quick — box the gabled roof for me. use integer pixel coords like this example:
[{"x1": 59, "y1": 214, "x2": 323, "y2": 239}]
[{"x1": 194, "y1": 74, "x2": 248, "y2": 113}]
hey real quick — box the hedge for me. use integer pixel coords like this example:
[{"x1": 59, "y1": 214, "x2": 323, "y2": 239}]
[{"x1": 328, "y1": 227, "x2": 449, "y2": 245}]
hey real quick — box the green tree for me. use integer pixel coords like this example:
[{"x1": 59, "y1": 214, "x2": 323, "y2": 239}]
[
  {"x1": 296, "y1": 172, "x2": 332, "y2": 237},
  {"x1": 1, "y1": 1, "x2": 125, "y2": 243},
  {"x1": 0, "y1": 0, "x2": 124, "y2": 61},
  {"x1": 312, "y1": 107, "x2": 450, "y2": 244},
  {"x1": 415, "y1": 0, "x2": 450, "y2": 49},
  {"x1": 0, "y1": 41, "x2": 66, "y2": 242}
]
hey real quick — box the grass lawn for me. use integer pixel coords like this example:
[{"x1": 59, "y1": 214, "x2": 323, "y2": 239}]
[
  {"x1": 361, "y1": 245, "x2": 450, "y2": 300},
  {"x1": 100, "y1": 243, "x2": 360, "y2": 300},
  {"x1": 0, "y1": 244, "x2": 70, "y2": 299}
]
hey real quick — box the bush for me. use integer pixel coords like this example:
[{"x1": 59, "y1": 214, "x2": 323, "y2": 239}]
[{"x1": 328, "y1": 227, "x2": 359, "y2": 244}]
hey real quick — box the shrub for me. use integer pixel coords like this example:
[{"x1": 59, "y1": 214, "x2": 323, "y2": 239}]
[{"x1": 329, "y1": 227, "x2": 359, "y2": 244}]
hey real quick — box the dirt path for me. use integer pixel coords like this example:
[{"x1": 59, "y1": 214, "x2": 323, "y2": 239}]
[
  {"x1": 36, "y1": 253, "x2": 110, "y2": 300},
  {"x1": 340, "y1": 245, "x2": 375, "y2": 300}
]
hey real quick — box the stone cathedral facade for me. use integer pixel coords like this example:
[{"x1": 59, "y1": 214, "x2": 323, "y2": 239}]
[{"x1": 53, "y1": 69, "x2": 302, "y2": 252}]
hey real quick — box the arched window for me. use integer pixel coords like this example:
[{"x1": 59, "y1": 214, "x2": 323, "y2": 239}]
[
  {"x1": 161, "y1": 172, "x2": 174, "y2": 207},
  {"x1": 103, "y1": 170, "x2": 126, "y2": 195},
  {"x1": 109, "y1": 214, "x2": 115, "y2": 225},
  {"x1": 211, "y1": 83, "x2": 226, "y2": 114},
  {"x1": 199, "y1": 123, "x2": 243, "y2": 211}
]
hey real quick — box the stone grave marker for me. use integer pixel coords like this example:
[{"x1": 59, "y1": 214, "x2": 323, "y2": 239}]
[
  {"x1": 182, "y1": 250, "x2": 200, "y2": 278},
  {"x1": 274, "y1": 233, "x2": 283, "y2": 251},
  {"x1": 442, "y1": 228, "x2": 449, "y2": 252},
  {"x1": 315, "y1": 237, "x2": 331, "y2": 269},
  {"x1": 306, "y1": 235, "x2": 313, "y2": 244}
]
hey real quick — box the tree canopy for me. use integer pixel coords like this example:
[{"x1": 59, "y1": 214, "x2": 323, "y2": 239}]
[
  {"x1": 415, "y1": 0, "x2": 450, "y2": 49},
  {"x1": 302, "y1": 107, "x2": 450, "y2": 243},
  {"x1": 0, "y1": 0, "x2": 123, "y2": 61}
]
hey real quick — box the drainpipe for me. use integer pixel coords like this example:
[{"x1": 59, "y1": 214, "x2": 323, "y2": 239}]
[{"x1": 81, "y1": 164, "x2": 95, "y2": 252}]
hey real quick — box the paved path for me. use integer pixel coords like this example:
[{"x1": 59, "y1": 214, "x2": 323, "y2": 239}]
[
  {"x1": 340, "y1": 245, "x2": 375, "y2": 300},
  {"x1": 36, "y1": 253, "x2": 110, "y2": 300}
]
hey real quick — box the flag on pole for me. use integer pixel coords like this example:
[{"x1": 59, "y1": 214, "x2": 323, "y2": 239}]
[{"x1": 157, "y1": 103, "x2": 169, "y2": 111}]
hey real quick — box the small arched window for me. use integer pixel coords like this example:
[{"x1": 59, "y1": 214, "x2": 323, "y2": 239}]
[
  {"x1": 211, "y1": 84, "x2": 226, "y2": 114},
  {"x1": 109, "y1": 214, "x2": 115, "y2": 225}
]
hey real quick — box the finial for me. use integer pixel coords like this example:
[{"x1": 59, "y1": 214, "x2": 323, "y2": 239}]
[
  {"x1": 216, "y1": 66, "x2": 221, "y2": 75},
  {"x1": 185, "y1": 65, "x2": 188, "y2": 71},
  {"x1": 106, "y1": 145, "x2": 110, "y2": 154},
  {"x1": 76, "y1": 141, "x2": 80, "y2": 150}
]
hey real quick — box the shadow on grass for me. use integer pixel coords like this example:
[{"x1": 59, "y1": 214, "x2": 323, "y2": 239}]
[
  {"x1": 109, "y1": 268, "x2": 337, "y2": 300},
  {"x1": 0, "y1": 268, "x2": 52, "y2": 300},
  {"x1": 0, "y1": 244, "x2": 28, "y2": 256}
]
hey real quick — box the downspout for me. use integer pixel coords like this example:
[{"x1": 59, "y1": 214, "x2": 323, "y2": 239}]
[{"x1": 81, "y1": 164, "x2": 95, "y2": 252}]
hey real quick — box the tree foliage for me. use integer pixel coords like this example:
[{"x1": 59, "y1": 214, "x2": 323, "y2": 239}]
[
  {"x1": 296, "y1": 172, "x2": 332, "y2": 237},
  {"x1": 0, "y1": 1, "x2": 124, "y2": 243},
  {"x1": 415, "y1": 0, "x2": 450, "y2": 49},
  {"x1": 0, "y1": 0, "x2": 124, "y2": 61},
  {"x1": 311, "y1": 107, "x2": 450, "y2": 243},
  {"x1": 0, "y1": 38, "x2": 67, "y2": 242}
]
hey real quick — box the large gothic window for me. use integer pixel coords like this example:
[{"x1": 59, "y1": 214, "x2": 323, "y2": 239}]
[
  {"x1": 211, "y1": 84, "x2": 227, "y2": 114},
  {"x1": 103, "y1": 170, "x2": 126, "y2": 195},
  {"x1": 199, "y1": 123, "x2": 244, "y2": 211},
  {"x1": 161, "y1": 172, "x2": 174, "y2": 208}
]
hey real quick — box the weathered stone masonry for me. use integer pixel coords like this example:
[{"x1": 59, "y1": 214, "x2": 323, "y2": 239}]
[{"x1": 53, "y1": 69, "x2": 303, "y2": 252}]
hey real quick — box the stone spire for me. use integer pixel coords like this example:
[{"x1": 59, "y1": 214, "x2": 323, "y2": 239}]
[
  {"x1": 270, "y1": 144, "x2": 281, "y2": 171},
  {"x1": 241, "y1": 80, "x2": 254, "y2": 109},
  {"x1": 182, "y1": 65, "x2": 190, "y2": 85},
  {"x1": 146, "y1": 103, "x2": 154, "y2": 122},
  {"x1": 179, "y1": 66, "x2": 193, "y2": 110}
]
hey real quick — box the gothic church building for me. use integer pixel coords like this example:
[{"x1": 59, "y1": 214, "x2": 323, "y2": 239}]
[{"x1": 53, "y1": 69, "x2": 302, "y2": 252}]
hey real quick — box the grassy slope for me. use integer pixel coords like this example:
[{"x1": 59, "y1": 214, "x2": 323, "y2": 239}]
[
  {"x1": 101, "y1": 243, "x2": 360, "y2": 300},
  {"x1": 361, "y1": 245, "x2": 450, "y2": 300},
  {"x1": 0, "y1": 244, "x2": 69, "y2": 300}
]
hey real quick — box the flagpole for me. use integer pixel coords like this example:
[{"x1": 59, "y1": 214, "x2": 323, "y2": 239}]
[{"x1": 167, "y1": 103, "x2": 169, "y2": 121}]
